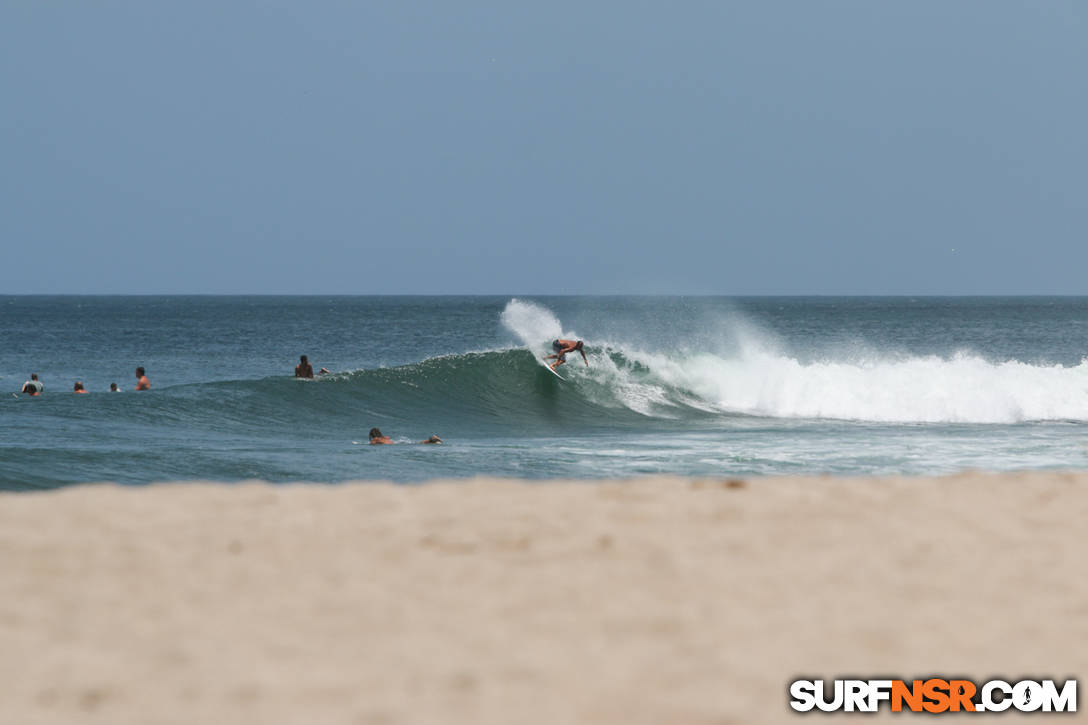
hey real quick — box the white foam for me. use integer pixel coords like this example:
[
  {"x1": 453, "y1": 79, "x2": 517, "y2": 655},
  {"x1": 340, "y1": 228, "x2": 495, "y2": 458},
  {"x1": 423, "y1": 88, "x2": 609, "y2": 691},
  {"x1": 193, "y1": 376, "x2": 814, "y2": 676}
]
[
  {"x1": 499, "y1": 299, "x2": 1088, "y2": 424},
  {"x1": 579, "y1": 345, "x2": 677, "y2": 417},
  {"x1": 500, "y1": 299, "x2": 564, "y2": 346},
  {"x1": 641, "y1": 347, "x2": 1088, "y2": 423}
]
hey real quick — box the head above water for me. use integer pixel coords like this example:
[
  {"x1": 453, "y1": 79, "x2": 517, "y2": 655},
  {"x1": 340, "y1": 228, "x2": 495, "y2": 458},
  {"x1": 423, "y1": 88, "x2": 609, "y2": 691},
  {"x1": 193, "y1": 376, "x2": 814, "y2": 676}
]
[
  {"x1": 31, "y1": 373, "x2": 39, "y2": 381},
  {"x1": 110, "y1": 383, "x2": 118, "y2": 391},
  {"x1": 300, "y1": 355, "x2": 308, "y2": 364},
  {"x1": 136, "y1": 366, "x2": 145, "y2": 377},
  {"x1": 74, "y1": 381, "x2": 84, "y2": 392},
  {"x1": 369, "y1": 427, "x2": 383, "y2": 440}
]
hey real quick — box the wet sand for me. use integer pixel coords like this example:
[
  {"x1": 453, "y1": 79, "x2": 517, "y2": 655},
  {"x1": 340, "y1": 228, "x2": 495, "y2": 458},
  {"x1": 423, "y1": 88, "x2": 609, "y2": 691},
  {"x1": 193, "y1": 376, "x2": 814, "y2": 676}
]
[{"x1": 1, "y1": 472, "x2": 1085, "y2": 723}]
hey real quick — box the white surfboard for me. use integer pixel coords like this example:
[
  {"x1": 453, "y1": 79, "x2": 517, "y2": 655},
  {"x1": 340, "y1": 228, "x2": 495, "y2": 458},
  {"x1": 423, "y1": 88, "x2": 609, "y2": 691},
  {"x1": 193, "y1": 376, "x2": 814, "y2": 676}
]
[{"x1": 540, "y1": 359, "x2": 565, "y2": 380}]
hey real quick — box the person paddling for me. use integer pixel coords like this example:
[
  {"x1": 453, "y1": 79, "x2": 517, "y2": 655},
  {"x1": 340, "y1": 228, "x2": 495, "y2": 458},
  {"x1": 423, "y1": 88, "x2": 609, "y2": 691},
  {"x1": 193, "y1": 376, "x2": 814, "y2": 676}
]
[{"x1": 369, "y1": 428, "x2": 442, "y2": 445}]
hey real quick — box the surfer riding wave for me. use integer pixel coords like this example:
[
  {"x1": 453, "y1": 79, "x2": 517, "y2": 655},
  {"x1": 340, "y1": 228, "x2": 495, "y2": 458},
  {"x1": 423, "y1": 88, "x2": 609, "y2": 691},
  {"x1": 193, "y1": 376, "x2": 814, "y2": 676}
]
[{"x1": 545, "y1": 339, "x2": 588, "y2": 371}]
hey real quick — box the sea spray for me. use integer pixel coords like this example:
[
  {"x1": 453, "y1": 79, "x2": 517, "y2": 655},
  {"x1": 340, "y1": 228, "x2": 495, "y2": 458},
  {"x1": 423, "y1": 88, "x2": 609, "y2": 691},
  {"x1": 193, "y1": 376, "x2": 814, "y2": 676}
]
[
  {"x1": 499, "y1": 299, "x2": 1088, "y2": 424},
  {"x1": 500, "y1": 298, "x2": 566, "y2": 347}
]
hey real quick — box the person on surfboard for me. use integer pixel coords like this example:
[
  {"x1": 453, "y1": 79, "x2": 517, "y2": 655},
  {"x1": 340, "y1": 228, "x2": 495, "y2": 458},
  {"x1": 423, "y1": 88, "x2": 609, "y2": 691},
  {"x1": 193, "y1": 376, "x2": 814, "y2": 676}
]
[
  {"x1": 545, "y1": 339, "x2": 588, "y2": 370},
  {"x1": 369, "y1": 427, "x2": 442, "y2": 445},
  {"x1": 369, "y1": 427, "x2": 394, "y2": 445},
  {"x1": 296, "y1": 355, "x2": 331, "y2": 378},
  {"x1": 295, "y1": 355, "x2": 314, "y2": 378}
]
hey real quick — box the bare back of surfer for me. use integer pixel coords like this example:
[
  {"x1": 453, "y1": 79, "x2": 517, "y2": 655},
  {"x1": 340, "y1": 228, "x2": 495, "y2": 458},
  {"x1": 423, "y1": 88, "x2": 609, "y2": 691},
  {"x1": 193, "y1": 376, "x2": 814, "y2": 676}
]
[
  {"x1": 545, "y1": 339, "x2": 588, "y2": 370},
  {"x1": 295, "y1": 355, "x2": 314, "y2": 379},
  {"x1": 369, "y1": 427, "x2": 394, "y2": 445}
]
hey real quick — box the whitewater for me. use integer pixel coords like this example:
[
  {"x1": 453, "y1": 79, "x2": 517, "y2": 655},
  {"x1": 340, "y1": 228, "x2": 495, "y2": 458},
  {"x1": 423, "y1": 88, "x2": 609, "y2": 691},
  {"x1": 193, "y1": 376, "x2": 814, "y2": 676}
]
[
  {"x1": 500, "y1": 298, "x2": 1088, "y2": 424},
  {"x1": 3, "y1": 295, "x2": 1087, "y2": 488}
]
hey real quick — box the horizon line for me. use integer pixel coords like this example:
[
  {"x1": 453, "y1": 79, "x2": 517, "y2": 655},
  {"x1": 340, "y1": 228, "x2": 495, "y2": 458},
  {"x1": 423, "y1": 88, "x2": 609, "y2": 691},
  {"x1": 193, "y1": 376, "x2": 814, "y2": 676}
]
[{"x1": 1, "y1": 292, "x2": 1087, "y2": 298}]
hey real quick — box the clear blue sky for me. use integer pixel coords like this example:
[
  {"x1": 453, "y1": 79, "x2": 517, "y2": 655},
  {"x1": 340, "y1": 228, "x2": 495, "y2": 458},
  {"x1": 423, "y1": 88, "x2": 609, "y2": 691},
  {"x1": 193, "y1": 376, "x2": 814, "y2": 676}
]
[{"x1": 2, "y1": 2, "x2": 1085, "y2": 294}]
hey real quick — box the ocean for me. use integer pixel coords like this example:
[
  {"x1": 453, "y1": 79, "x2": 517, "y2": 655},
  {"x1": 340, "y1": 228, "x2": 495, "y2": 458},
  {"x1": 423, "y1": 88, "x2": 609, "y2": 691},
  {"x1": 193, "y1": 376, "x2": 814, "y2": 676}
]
[{"x1": 2, "y1": 296, "x2": 1087, "y2": 490}]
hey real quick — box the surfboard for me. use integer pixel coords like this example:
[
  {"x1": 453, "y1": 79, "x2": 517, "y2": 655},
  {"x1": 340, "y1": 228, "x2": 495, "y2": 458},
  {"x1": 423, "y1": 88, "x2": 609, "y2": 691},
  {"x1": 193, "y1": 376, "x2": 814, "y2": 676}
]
[{"x1": 540, "y1": 359, "x2": 565, "y2": 380}]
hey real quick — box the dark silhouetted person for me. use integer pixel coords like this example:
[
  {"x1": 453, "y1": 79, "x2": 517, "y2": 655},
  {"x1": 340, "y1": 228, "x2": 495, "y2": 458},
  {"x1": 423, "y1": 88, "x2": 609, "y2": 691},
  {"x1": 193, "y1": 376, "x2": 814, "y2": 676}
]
[
  {"x1": 295, "y1": 355, "x2": 315, "y2": 378},
  {"x1": 135, "y1": 367, "x2": 150, "y2": 391}
]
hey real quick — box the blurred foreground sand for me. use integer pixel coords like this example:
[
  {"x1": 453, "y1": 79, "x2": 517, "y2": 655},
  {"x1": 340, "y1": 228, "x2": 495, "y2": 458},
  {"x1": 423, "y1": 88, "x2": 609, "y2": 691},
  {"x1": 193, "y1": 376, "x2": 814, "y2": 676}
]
[{"x1": 1, "y1": 472, "x2": 1085, "y2": 724}]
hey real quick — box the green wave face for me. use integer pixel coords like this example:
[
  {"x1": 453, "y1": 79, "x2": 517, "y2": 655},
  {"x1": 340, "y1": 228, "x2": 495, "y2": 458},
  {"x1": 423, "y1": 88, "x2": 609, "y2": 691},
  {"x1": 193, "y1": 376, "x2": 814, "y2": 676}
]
[
  {"x1": 0, "y1": 347, "x2": 720, "y2": 489},
  {"x1": 217, "y1": 348, "x2": 718, "y2": 438}
]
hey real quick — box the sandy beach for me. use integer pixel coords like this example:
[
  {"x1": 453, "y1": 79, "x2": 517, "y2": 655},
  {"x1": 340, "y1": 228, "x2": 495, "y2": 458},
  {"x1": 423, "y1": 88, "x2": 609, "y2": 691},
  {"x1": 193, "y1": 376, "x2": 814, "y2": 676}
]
[{"x1": 1, "y1": 472, "x2": 1084, "y2": 724}]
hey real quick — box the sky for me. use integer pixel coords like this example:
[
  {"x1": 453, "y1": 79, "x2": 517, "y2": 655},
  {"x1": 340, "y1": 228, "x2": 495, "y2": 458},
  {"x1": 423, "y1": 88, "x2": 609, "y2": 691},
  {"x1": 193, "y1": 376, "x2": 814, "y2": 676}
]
[{"x1": 2, "y1": 1, "x2": 1085, "y2": 295}]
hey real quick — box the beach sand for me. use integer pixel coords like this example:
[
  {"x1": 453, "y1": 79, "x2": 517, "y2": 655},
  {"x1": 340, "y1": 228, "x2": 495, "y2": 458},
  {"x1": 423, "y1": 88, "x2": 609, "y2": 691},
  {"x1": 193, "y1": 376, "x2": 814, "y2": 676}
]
[{"x1": 1, "y1": 472, "x2": 1084, "y2": 723}]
